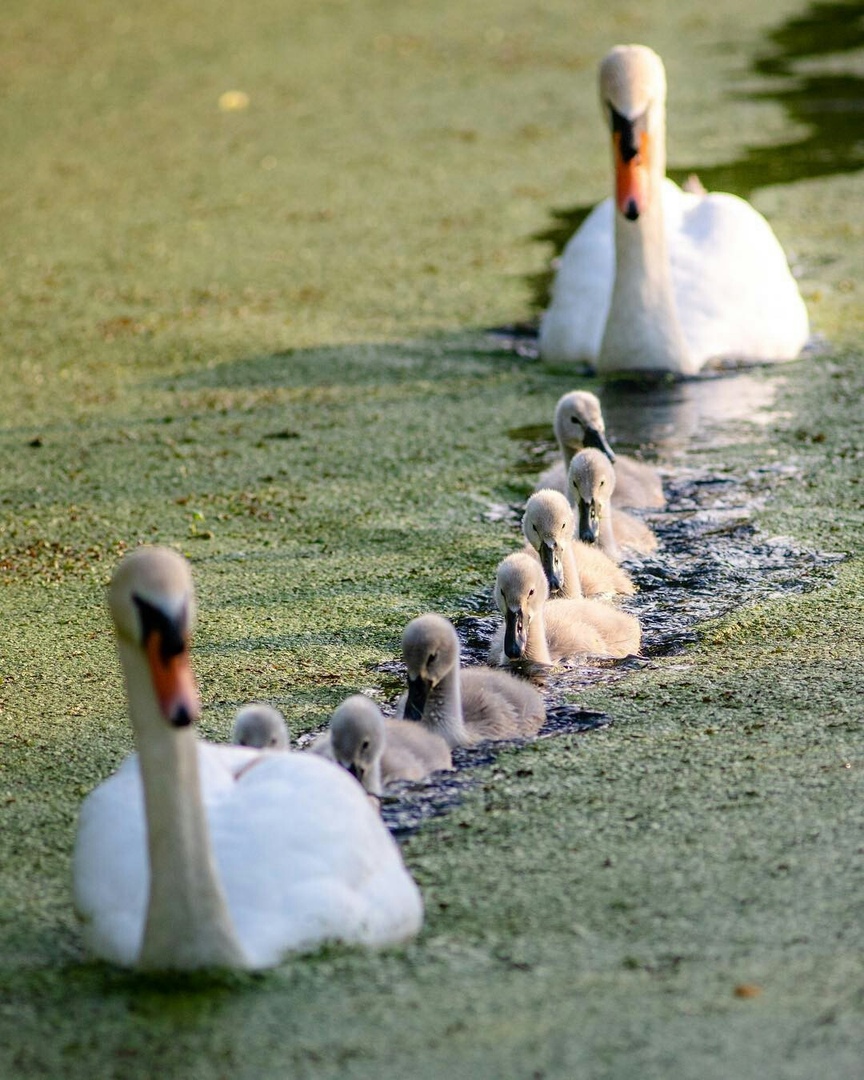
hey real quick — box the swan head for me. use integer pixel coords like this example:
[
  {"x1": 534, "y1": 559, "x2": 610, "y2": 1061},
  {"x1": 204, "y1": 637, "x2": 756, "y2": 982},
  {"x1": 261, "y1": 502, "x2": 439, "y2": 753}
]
[
  {"x1": 232, "y1": 704, "x2": 289, "y2": 750},
  {"x1": 494, "y1": 552, "x2": 549, "y2": 660},
  {"x1": 329, "y1": 695, "x2": 386, "y2": 793},
  {"x1": 401, "y1": 614, "x2": 459, "y2": 720},
  {"x1": 569, "y1": 449, "x2": 616, "y2": 544},
  {"x1": 553, "y1": 391, "x2": 616, "y2": 462},
  {"x1": 523, "y1": 489, "x2": 574, "y2": 593},
  {"x1": 108, "y1": 546, "x2": 200, "y2": 728},
  {"x1": 599, "y1": 44, "x2": 667, "y2": 221}
]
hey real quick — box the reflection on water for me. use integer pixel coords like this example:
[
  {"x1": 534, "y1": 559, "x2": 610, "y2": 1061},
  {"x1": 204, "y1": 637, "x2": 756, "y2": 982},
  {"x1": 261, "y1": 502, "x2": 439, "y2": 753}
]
[
  {"x1": 596, "y1": 372, "x2": 785, "y2": 453},
  {"x1": 528, "y1": 0, "x2": 864, "y2": 310},
  {"x1": 507, "y1": 369, "x2": 787, "y2": 460}
]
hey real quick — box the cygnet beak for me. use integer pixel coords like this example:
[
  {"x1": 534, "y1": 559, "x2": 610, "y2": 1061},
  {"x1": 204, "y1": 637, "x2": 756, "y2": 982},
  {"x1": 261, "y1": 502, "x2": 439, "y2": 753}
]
[
  {"x1": 539, "y1": 542, "x2": 564, "y2": 593},
  {"x1": 404, "y1": 675, "x2": 430, "y2": 721},
  {"x1": 504, "y1": 606, "x2": 528, "y2": 660},
  {"x1": 582, "y1": 424, "x2": 616, "y2": 463},
  {"x1": 578, "y1": 498, "x2": 601, "y2": 545}
]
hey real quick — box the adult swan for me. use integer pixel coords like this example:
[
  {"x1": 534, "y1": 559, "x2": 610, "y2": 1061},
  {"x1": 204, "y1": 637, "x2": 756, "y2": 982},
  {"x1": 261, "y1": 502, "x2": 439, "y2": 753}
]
[
  {"x1": 73, "y1": 546, "x2": 422, "y2": 970},
  {"x1": 539, "y1": 44, "x2": 809, "y2": 376}
]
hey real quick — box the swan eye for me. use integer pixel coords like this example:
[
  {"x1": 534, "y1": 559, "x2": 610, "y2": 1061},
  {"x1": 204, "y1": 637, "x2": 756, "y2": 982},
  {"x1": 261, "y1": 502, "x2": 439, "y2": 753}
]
[{"x1": 528, "y1": 588, "x2": 534, "y2": 598}]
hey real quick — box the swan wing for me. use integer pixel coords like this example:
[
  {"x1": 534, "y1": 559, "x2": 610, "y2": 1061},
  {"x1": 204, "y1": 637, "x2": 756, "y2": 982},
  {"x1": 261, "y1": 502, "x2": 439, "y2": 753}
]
[
  {"x1": 73, "y1": 746, "x2": 422, "y2": 969},
  {"x1": 539, "y1": 199, "x2": 615, "y2": 363},
  {"x1": 667, "y1": 182, "x2": 809, "y2": 363}
]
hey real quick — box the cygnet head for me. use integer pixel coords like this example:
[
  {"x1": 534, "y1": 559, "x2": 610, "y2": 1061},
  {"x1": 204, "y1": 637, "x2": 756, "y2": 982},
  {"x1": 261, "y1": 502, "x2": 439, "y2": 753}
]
[
  {"x1": 401, "y1": 614, "x2": 460, "y2": 721},
  {"x1": 569, "y1": 448, "x2": 616, "y2": 545},
  {"x1": 553, "y1": 390, "x2": 615, "y2": 462},
  {"x1": 329, "y1": 695, "x2": 386, "y2": 791},
  {"x1": 599, "y1": 45, "x2": 667, "y2": 221},
  {"x1": 522, "y1": 489, "x2": 575, "y2": 593},
  {"x1": 232, "y1": 704, "x2": 289, "y2": 750},
  {"x1": 494, "y1": 552, "x2": 549, "y2": 660},
  {"x1": 108, "y1": 546, "x2": 200, "y2": 728}
]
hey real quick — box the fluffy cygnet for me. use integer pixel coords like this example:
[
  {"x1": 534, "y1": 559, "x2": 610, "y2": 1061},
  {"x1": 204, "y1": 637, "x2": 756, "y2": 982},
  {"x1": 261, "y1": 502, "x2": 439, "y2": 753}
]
[
  {"x1": 568, "y1": 449, "x2": 657, "y2": 562},
  {"x1": 232, "y1": 704, "x2": 290, "y2": 750},
  {"x1": 522, "y1": 488, "x2": 635, "y2": 599},
  {"x1": 399, "y1": 613, "x2": 545, "y2": 747},
  {"x1": 489, "y1": 551, "x2": 641, "y2": 665},
  {"x1": 537, "y1": 390, "x2": 665, "y2": 509},
  {"x1": 311, "y1": 694, "x2": 452, "y2": 796}
]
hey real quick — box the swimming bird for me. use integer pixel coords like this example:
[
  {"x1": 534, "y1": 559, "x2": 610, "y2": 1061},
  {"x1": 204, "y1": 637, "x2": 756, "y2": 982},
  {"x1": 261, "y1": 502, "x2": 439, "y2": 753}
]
[
  {"x1": 489, "y1": 551, "x2": 641, "y2": 666},
  {"x1": 232, "y1": 703, "x2": 289, "y2": 750},
  {"x1": 73, "y1": 547, "x2": 422, "y2": 971},
  {"x1": 398, "y1": 613, "x2": 545, "y2": 747},
  {"x1": 568, "y1": 449, "x2": 657, "y2": 561},
  {"x1": 537, "y1": 390, "x2": 664, "y2": 509},
  {"x1": 311, "y1": 694, "x2": 452, "y2": 795},
  {"x1": 522, "y1": 488, "x2": 635, "y2": 599},
  {"x1": 539, "y1": 44, "x2": 809, "y2": 375}
]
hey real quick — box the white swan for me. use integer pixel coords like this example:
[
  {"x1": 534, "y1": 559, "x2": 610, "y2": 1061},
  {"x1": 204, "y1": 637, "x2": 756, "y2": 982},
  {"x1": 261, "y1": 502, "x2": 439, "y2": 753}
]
[
  {"x1": 537, "y1": 390, "x2": 665, "y2": 509},
  {"x1": 232, "y1": 703, "x2": 289, "y2": 750},
  {"x1": 310, "y1": 694, "x2": 452, "y2": 795},
  {"x1": 568, "y1": 449, "x2": 657, "y2": 561},
  {"x1": 73, "y1": 547, "x2": 423, "y2": 970},
  {"x1": 489, "y1": 552, "x2": 641, "y2": 665},
  {"x1": 539, "y1": 44, "x2": 809, "y2": 375},
  {"x1": 522, "y1": 488, "x2": 635, "y2": 599},
  {"x1": 398, "y1": 613, "x2": 545, "y2": 747}
]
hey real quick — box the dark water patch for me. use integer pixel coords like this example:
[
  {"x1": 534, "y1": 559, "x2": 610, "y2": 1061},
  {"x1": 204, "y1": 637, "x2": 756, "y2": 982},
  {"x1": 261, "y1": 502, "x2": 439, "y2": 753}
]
[
  {"x1": 526, "y1": 0, "x2": 864, "y2": 311},
  {"x1": 379, "y1": 707, "x2": 610, "y2": 839}
]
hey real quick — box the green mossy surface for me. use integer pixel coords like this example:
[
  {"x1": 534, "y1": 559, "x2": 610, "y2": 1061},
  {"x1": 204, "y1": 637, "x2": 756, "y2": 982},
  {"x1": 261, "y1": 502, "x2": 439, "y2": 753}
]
[{"x1": 2, "y1": 0, "x2": 863, "y2": 1076}]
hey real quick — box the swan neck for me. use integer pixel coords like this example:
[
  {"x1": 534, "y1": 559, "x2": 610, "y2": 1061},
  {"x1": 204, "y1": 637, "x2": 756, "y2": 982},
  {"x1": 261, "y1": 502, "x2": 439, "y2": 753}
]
[
  {"x1": 524, "y1": 607, "x2": 553, "y2": 665},
  {"x1": 561, "y1": 542, "x2": 583, "y2": 598},
  {"x1": 426, "y1": 666, "x2": 469, "y2": 748},
  {"x1": 366, "y1": 755, "x2": 384, "y2": 796},
  {"x1": 598, "y1": 507, "x2": 622, "y2": 562},
  {"x1": 119, "y1": 640, "x2": 248, "y2": 970},
  {"x1": 600, "y1": 107, "x2": 693, "y2": 375}
]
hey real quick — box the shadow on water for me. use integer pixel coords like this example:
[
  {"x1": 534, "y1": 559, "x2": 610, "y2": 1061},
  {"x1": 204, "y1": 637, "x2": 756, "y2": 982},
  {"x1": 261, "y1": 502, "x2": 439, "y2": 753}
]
[
  {"x1": 526, "y1": 0, "x2": 864, "y2": 311},
  {"x1": 374, "y1": 371, "x2": 843, "y2": 839}
]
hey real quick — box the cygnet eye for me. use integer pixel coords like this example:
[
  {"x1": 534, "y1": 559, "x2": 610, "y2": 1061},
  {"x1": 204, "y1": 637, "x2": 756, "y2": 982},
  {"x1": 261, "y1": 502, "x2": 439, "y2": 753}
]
[
  {"x1": 269, "y1": 737, "x2": 278, "y2": 747},
  {"x1": 427, "y1": 652, "x2": 437, "y2": 666},
  {"x1": 528, "y1": 588, "x2": 535, "y2": 597},
  {"x1": 361, "y1": 739, "x2": 370, "y2": 754}
]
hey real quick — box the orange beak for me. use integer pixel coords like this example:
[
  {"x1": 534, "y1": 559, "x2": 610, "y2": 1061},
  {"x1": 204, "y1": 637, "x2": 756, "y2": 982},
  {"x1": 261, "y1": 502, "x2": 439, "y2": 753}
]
[
  {"x1": 614, "y1": 130, "x2": 651, "y2": 220},
  {"x1": 146, "y1": 632, "x2": 200, "y2": 727}
]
